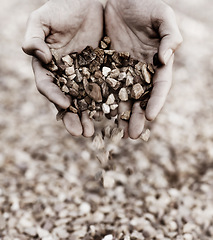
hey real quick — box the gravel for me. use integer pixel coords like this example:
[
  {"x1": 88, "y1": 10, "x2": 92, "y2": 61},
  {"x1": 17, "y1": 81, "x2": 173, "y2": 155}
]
[{"x1": 0, "y1": 0, "x2": 213, "y2": 239}]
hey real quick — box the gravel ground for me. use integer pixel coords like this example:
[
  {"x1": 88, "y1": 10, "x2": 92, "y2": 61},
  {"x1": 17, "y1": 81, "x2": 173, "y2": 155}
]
[{"x1": 0, "y1": 0, "x2": 213, "y2": 239}]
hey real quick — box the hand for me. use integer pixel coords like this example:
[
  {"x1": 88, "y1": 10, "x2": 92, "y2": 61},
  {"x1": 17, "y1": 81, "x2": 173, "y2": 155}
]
[
  {"x1": 22, "y1": 0, "x2": 103, "y2": 137},
  {"x1": 105, "y1": 0, "x2": 183, "y2": 139}
]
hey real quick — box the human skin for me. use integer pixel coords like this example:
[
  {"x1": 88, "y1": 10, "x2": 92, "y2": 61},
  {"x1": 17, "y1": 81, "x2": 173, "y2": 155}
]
[
  {"x1": 23, "y1": 0, "x2": 182, "y2": 139},
  {"x1": 105, "y1": 0, "x2": 183, "y2": 139},
  {"x1": 22, "y1": 0, "x2": 104, "y2": 137}
]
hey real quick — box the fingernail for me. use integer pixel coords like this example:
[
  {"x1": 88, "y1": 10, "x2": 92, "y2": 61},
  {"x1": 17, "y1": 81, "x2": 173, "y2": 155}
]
[
  {"x1": 35, "y1": 50, "x2": 48, "y2": 64},
  {"x1": 164, "y1": 49, "x2": 173, "y2": 65}
]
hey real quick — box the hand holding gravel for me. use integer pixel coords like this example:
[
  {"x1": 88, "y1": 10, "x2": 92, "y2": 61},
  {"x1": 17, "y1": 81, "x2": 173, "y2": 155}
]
[{"x1": 22, "y1": 0, "x2": 182, "y2": 139}]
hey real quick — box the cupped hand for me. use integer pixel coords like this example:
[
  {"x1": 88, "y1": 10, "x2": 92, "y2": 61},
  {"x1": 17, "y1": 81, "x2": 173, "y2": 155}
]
[
  {"x1": 105, "y1": 0, "x2": 183, "y2": 139},
  {"x1": 22, "y1": 0, "x2": 103, "y2": 137}
]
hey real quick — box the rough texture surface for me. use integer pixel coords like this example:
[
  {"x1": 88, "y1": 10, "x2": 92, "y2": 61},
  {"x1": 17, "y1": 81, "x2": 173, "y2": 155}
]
[
  {"x1": 45, "y1": 37, "x2": 154, "y2": 121},
  {"x1": 0, "y1": 0, "x2": 213, "y2": 239}
]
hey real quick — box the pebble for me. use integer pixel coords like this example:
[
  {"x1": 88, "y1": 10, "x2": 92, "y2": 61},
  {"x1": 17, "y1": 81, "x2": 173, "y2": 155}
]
[
  {"x1": 24, "y1": 227, "x2": 37, "y2": 237},
  {"x1": 183, "y1": 233, "x2": 193, "y2": 240},
  {"x1": 103, "y1": 174, "x2": 115, "y2": 189},
  {"x1": 37, "y1": 227, "x2": 50, "y2": 238},
  {"x1": 102, "y1": 103, "x2": 111, "y2": 114},
  {"x1": 79, "y1": 202, "x2": 91, "y2": 215},
  {"x1": 102, "y1": 234, "x2": 113, "y2": 240},
  {"x1": 102, "y1": 67, "x2": 111, "y2": 77},
  {"x1": 53, "y1": 227, "x2": 69, "y2": 239},
  {"x1": 0, "y1": 215, "x2": 6, "y2": 230}
]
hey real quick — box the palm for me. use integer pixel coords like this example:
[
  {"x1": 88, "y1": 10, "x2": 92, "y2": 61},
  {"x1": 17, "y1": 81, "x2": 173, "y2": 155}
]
[
  {"x1": 41, "y1": 0, "x2": 103, "y2": 58},
  {"x1": 23, "y1": 0, "x2": 104, "y2": 137},
  {"x1": 105, "y1": 0, "x2": 160, "y2": 63},
  {"x1": 104, "y1": 0, "x2": 181, "y2": 139}
]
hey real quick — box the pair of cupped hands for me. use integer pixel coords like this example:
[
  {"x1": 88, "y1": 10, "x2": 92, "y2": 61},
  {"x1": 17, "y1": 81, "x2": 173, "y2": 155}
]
[{"x1": 22, "y1": 0, "x2": 182, "y2": 139}]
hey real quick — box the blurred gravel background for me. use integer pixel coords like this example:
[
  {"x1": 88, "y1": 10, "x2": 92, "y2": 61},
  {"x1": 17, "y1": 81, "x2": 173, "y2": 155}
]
[{"x1": 0, "y1": 0, "x2": 213, "y2": 239}]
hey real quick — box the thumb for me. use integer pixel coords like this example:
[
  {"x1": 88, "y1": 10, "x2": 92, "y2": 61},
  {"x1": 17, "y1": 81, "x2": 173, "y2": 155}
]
[
  {"x1": 157, "y1": 7, "x2": 183, "y2": 65},
  {"x1": 22, "y1": 11, "x2": 52, "y2": 64}
]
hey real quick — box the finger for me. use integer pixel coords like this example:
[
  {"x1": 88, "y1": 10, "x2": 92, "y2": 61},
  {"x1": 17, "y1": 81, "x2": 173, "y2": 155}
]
[
  {"x1": 118, "y1": 101, "x2": 132, "y2": 139},
  {"x1": 156, "y1": 6, "x2": 183, "y2": 65},
  {"x1": 63, "y1": 112, "x2": 83, "y2": 136},
  {"x1": 22, "y1": 10, "x2": 51, "y2": 64},
  {"x1": 32, "y1": 57, "x2": 70, "y2": 109},
  {"x1": 129, "y1": 102, "x2": 145, "y2": 139},
  {"x1": 81, "y1": 111, "x2": 95, "y2": 137},
  {"x1": 145, "y1": 55, "x2": 174, "y2": 121}
]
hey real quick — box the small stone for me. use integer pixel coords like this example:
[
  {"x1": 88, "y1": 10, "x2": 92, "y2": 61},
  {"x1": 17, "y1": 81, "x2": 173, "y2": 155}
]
[
  {"x1": 126, "y1": 75, "x2": 134, "y2": 86},
  {"x1": 0, "y1": 215, "x2": 6, "y2": 230},
  {"x1": 69, "y1": 88, "x2": 79, "y2": 97},
  {"x1": 59, "y1": 77, "x2": 67, "y2": 84},
  {"x1": 79, "y1": 202, "x2": 91, "y2": 215},
  {"x1": 100, "y1": 41, "x2": 108, "y2": 49},
  {"x1": 106, "y1": 93, "x2": 115, "y2": 105},
  {"x1": 119, "y1": 51, "x2": 130, "y2": 59},
  {"x1": 95, "y1": 170, "x2": 104, "y2": 181},
  {"x1": 131, "y1": 83, "x2": 144, "y2": 99},
  {"x1": 103, "y1": 174, "x2": 115, "y2": 189},
  {"x1": 112, "y1": 52, "x2": 122, "y2": 65},
  {"x1": 37, "y1": 227, "x2": 50, "y2": 238},
  {"x1": 110, "y1": 68, "x2": 120, "y2": 78},
  {"x1": 94, "y1": 70, "x2": 103, "y2": 79},
  {"x1": 75, "y1": 69, "x2": 83, "y2": 82},
  {"x1": 67, "y1": 73, "x2": 76, "y2": 80},
  {"x1": 62, "y1": 55, "x2": 73, "y2": 66},
  {"x1": 119, "y1": 88, "x2": 128, "y2": 101},
  {"x1": 93, "y1": 211, "x2": 105, "y2": 223},
  {"x1": 102, "y1": 66, "x2": 111, "y2": 77},
  {"x1": 103, "y1": 36, "x2": 111, "y2": 45},
  {"x1": 83, "y1": 79, "x2": 102, "y2": 103},
  {"x1": 50, "y1": 49, "x2": 60, "y2": 62},
  {"x1": 168, "y1": 221, "x2": 178, "y2": 231},
  {"x1": 90, "y1": 225, "x2": 96, "y2": 237},
  {"x1": 118, "y1": 72, "x2": 127, "y2": 81},
  {"x1": 46, "y1": 60, "x2": 58, "y2": 71},
  {"x1": 124, "y1": 236, "x2": 130, "y2": 240},
  {"x1": 92, "y1": 133, "x2": 105, "y2": 150},
  {"x1": 102, "y1": 125, "x2": 111, "y2": 138},
  {"x1": 183, "y1": 233, "x2": 193, "y2": 240},
  {"x1": 142, "y1": 63, "x2": 151, "y2": 83},
  {"x1": 102, "y1": 103, "x2": 110, "y2": 114},
  {"x1": 106, "y1": 77, "x2": 120, "y2": 90},
  {"x1": 140, "y1": 129, "x2": 151, "y2": 142},
  {"x1": 61, "y1": 85, "x2": 69, "y2": 93},
  {"x1": 53, "y1": 227, "x2": 69, "y2": 239},
  {"x1": 135, "y1": 61, "x2": 144, "y2": 71},
  {"x1": 104, "y1": 50, "x2": 115, "y2": 55},
  {"x1": 67, "y1": 78, "x2": 79, "y2": 90},
  {"x1": 147, "y1": 63, "x2": 155, "y2": 74},
  {"x1": 82, "y1": 67, "x2": 91, "y2": 79},
  {"x1": 120, "y1": 110, "x2": 131, "y2": 120},
  {"x1": 78, "y1": 99, "x2": 88, "y2": 111},
  {"x1": 24, "y1": 227, "x2": 37, "y2": 237},
  {"x1": 111, "y1": 128, "x2": 124, "y2": 144},
  {"x1": 89, "y1": 110, "x2": 96, "y2": 118},
  {"x1": 110, "y1": 104, "x2": 118, "y2": 111},
  {"x1": 102, "y1": 234, "x2": 113, "y2": 240},
  {"x1": 101, "y1": 82, "x2": 109, "y2": 98},
  {"x1": 96, "y1": 151, "x2": 110, "y2": 167},
  {"x1": 94, "y1": 47, "x2": 104, "y2": 64},
  {"x1": 65, "y1": 66, "x2": 75, "y2": 76}
]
